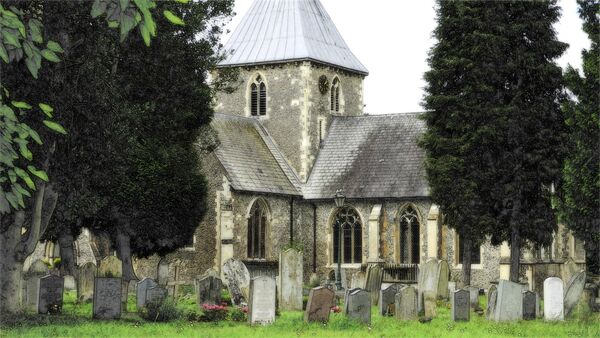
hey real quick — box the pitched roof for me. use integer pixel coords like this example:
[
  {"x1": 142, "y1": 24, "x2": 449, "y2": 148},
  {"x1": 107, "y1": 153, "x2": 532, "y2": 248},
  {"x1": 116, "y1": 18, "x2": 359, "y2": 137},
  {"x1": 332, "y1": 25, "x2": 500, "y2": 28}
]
[
  {"x1": 212, "y1": 114, "x2": 301, "y2": 196},
  {"x1": 304, "y1": 113, "x2": 429, "y2": 200},
  {"x1": 218, "y1": 0, "x2": 368, "y2": 75}
]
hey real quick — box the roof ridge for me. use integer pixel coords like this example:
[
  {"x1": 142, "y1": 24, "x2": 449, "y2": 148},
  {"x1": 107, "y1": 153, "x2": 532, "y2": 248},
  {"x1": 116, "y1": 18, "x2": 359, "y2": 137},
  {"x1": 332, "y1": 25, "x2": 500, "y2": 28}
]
[{"x1": 333, "y1": 112, "x2": 426, "y2": 119}]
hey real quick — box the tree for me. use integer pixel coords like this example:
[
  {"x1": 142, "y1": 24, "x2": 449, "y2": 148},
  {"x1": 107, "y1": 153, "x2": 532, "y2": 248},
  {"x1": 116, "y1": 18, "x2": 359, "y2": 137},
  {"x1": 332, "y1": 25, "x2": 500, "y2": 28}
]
[
  {"x1": 559, "y1": 0, "x2": 599, "y2": 276},
  {"x1": 422, "y1": 0, "x2": 567, "y2": 284}
]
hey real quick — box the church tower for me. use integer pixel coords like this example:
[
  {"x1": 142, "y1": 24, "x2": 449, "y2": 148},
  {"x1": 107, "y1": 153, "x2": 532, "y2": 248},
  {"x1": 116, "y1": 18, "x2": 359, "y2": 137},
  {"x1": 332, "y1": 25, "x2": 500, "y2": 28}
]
[{"x1": 214, "y1": 0, "x2": 368, "y2": 181}]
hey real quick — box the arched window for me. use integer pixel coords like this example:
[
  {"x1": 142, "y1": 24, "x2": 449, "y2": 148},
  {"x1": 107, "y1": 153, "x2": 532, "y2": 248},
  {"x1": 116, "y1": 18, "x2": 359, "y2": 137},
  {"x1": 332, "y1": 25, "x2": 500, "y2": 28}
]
[
  {"x1": 399, "y1": 206, "x2": 420, "y2": 264},
  {"x1": 332, "y1": 206, "x2": 362, "y2": 264},
  {"x1": 247, "y1": 200, "x2": 268, "y2": 259},
  {"x1": 250, "y1": 75, "x2": 266, "y2": 116},
  {"x1": 330, "y1": 77, "x2": 340, "y2": 112}
]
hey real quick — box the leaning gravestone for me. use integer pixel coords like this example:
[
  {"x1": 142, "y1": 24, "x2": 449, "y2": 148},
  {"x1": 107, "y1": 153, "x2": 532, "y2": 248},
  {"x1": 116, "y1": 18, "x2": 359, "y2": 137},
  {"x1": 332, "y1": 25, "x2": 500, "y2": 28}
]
[
  {"x1": 93, "y1": 277, "x2": 122, "y2": 319},
  {"x1": 37, "y1": 275, "x2": 64, "y2": 314},
  {"x1": 222, "y1": 258, "x2": 250, "y2": 305},
  {"x1": 395, "y1": 285, "x2": 417, "y2": 320},
  {"x1": 486, "y1": 285, "x2": 497, "y2": 319},
  {"x1": 248, "y1": 276, "x2": 276, "y2": 325},
  {"x1": 196, "y1": 274, "x2": 223, "y2": 306},
  {"x1": 351, "y1": 271, "x2": 366, "y2": 289},
  {"x1": 24, "y1": 259, "x2": 49, "y2": 309},
  {"x1": 522, "y1": 290, "x2": 536, "y2": 320},
  {"x1": 544, "y1": 277, "x2": 564, "y2": 321},
  {"x1": 451, "y1": 289, "x2": 470, "y2": 321},
  {"x1": 77, "y1": 262, "x2": 96, "y2": 302},
  {"x1": 136, "y1": 277, "x2": 158, "y2": 310},
  {"x1": 279, "y1": 248, "x2": 303, "y2": 311},
  {"x1": 346, "y1": 289, "x2": 371, "y2": 324},
  {"x1": 379, "y1": 284, "x2": 401, "y2": 316},
  {"x1": 468, "y1": 286, "x2": 480, "y2": 310},
  {"x1": 564, "y1": 271, "x2": 586, "y2": 317},
  {"x1": 437, "y1": 260, "x2": 450, "y2": 300},
  {"x1": 365, "y1": 264, "x2": 384, "y2": 305},
  {"x1": 493, "y1": 280, "x2": 523, "y2": 322},
  {"x1": 304, "y1": 286, "x2": 335, "y2": 323},
  {"x1": 97, "y1": 256, "x2": 122, "y2": 278}
]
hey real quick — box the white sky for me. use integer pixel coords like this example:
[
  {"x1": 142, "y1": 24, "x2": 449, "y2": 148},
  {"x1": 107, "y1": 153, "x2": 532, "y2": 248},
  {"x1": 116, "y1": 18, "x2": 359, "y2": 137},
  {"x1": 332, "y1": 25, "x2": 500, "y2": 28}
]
[{"x1": 221, "y1": 0, "x2": 590, "y2": 114}]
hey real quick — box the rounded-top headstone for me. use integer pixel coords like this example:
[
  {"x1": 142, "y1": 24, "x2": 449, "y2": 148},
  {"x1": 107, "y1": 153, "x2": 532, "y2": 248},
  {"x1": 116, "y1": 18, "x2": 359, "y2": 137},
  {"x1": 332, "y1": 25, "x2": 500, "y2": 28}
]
[
  {"x1": 222, "y1": 258, "x2": 250, "y2": 305},
  {"x1": 543, "y1": 277, "x2": 564, "y2": 321},
  {"x1": 25, "y1": 259, "x2": 49, "y2": 278}
]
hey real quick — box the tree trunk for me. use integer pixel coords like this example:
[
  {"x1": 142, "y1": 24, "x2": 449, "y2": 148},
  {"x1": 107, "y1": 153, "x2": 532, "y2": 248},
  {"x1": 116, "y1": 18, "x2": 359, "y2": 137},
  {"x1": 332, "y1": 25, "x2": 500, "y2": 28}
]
[
  {"x1": 116, "y1": 229, "x2": 137, "y2": 312},
  {"x1": 509, "y1": 225, "x2": 521, "y2": 283},
  {"x1": 58, "y1": 232, "x2": 77, "y2": 277},
  {"x1": 0, "y1": 216, "x2": 25, "y2": 314},
  {"x1": 462, "y1": 236, "x2": 472, "y2": 287}
]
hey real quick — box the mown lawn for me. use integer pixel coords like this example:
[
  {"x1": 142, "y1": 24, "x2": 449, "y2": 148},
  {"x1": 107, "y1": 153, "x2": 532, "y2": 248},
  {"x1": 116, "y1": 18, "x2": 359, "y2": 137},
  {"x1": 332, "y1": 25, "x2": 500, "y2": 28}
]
[{"x1": 1, "y1": 291, "x2": 598, "y2": 338}]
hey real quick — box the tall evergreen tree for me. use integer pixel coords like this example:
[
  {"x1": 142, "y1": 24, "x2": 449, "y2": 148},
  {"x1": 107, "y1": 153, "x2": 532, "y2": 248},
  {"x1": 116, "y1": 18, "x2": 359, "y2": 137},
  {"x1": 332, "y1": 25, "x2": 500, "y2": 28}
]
[
  {"x1": 559, "y1": 0, "x2": 599, "y2": 276},
  {"x1": 422, "y1": 0, "x2": 567, "y2": 283}
]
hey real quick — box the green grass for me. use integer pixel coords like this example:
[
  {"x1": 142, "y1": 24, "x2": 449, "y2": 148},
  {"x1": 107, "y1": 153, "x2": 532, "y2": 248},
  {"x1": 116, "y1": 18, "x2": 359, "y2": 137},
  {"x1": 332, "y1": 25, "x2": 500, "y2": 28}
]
[{"x1": 1, "y1": 292, "x2": 598, "y2": 338}]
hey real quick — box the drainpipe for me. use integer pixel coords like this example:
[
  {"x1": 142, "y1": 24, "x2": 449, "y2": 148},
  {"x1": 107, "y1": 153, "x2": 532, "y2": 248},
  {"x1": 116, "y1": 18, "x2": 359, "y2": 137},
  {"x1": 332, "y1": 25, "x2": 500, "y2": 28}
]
[
  {"x1": 312, "y1": 203, "x2": 317, "y2": 273},
  {"x1": 289, "y1": 196, "x2": 294, "y2": 245}
]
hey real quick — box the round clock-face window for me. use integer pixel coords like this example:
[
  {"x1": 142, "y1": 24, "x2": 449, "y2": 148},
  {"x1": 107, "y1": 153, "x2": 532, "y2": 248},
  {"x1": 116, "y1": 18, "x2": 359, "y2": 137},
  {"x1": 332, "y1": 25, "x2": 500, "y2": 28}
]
[{"x1": 318, "y1": 75, "x2": 329, "y2": 94}]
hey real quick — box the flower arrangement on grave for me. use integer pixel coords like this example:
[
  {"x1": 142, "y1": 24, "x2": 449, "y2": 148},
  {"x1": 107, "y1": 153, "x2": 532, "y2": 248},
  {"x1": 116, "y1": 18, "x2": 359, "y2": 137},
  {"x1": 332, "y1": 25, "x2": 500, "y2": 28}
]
[
  {"x1": 199, "y1": 303, "x2": 229, "y2": 322},
  {"x1": 330, "y1": 305, "x2": 341, "y2": 313}
]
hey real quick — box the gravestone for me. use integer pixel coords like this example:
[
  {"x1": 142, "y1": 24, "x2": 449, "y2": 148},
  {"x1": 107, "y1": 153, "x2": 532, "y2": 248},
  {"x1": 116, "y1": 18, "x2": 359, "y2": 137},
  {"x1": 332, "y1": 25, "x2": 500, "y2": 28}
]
[
  {"x1": 334, "y1": 268, "x2": 347, "y2": 289},
  {"x1": 448, "y1": 281, "x2": 456, "y2": 295},
  {"x1": 97, "y1": 256, "x2": 122, "y2": 278},
  {"x1": 493, "y1": 280, "x2": 523, "y2": 322},
  {"x1": 222, "y1": 258, "x2": 250, "y2": 305},
  {"x1": 63, "y1": 275, "x2": 76, "y2": 291},
  {"x1": 522, "y1": 290, "x2": 536, "y2": 320},
  {"x1": 423, "y1": 290, "x2": 437, "y2": 318},
  {"x1": 136, "y1": 277, "x2": 158, "y2": 310},
  {"x1": 77, "y1": 262, "x2": 96, "y2": 302},
  {"x1": 561, "y1": 258, "x2": 580, "y2": 284},
  {"x1": 351, "y1": 271, "x2": 366, "y2": 289},
  {"x1": 418, "y1": 258, "x2": 440, "y2": 312},
  {"x1": 379, "y1": 284, "x2": 401, "y2": 316},
  {"x1": 365, "y1": 264, "x2": 384, "y2": 305},
  {"x1": 451, "y1": 289, "x2": 470, "y2": 321},
  {"x1": 93, "y1": 277, "x2": 122, "y2": 319},
  {"x1": 157, "y1": 260, "x2": 169, "y2": 286},
  {"x1": 146, "y1": 286, "x2": 168, "y2": 305},
  {"x1": 468, "y1": 286, "x2": 480, "y2": 310},
  {"x1": 279, "y1": 248, "x2": 303, "y2": 311},
  {"x1": 437, "y1": 260, "x2": 450, "y2": 300},
  {"x1": 248, "y1": 276, "x2": 276, "y2": 324},
  {"x1": 543, "y1": 277, "x2": 564, "y2": 321},
  {"x1": 395, "y1": 285, "x2": 417, "y2": 320},
  {"x1": 486, "y1": 285, "x2": 497, "y2": 319},
  {"x1": 343, "y1": 287, "x2": 361, "y2": 314},
  {"x1": 564, "y1": 271, "x2": 586, "y2": 317},
  {"x1": 24, "y1": 260, "x2": 50, "y2": 309},
  {"x1": 304, "y1": 286, "x2": 335, "y2": 323},
  {"x1": 37, "y1": 275, "x2": 64, "y2": 314},
  {"x1": 196, "y1": 274, "x2": 223, "y2": 306},
  {"x1": 346, "y1": 289, "x2": 371, "y2": 324}
]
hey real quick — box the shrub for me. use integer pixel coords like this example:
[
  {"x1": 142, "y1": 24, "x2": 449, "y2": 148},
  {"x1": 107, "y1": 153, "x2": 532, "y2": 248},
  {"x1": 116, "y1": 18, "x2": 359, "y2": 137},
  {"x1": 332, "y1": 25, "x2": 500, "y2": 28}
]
[
  {"x1": 200, "y1": 303, "x2": 229, "y2": 322},
  {"x1": 139, "y1": 299, "x2": 181, "y2": 322},
  {"x1": 230, "y1": 306, "x2": 247, "y2": 322}
]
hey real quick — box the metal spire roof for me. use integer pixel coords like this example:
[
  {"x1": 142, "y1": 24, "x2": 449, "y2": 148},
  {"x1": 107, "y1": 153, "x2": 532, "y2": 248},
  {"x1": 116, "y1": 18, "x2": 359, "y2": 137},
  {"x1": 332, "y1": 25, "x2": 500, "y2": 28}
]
[{"x1": 218, "y1": 0, "x2": 368, "y2": 75}]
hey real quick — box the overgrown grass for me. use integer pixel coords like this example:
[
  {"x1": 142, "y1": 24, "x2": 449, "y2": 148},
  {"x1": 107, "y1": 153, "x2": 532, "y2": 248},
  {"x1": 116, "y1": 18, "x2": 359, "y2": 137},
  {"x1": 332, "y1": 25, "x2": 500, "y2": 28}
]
[{"x1": 1, "y1": 292, "x2": 598, "y2": 337}]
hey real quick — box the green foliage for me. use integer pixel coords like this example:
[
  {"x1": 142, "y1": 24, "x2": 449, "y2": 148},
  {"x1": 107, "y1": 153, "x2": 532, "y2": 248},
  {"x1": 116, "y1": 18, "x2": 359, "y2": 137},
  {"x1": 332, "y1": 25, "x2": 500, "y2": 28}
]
[
  {"x1": 91, "y1": 0, "x2": 158, "y2": 45},
  {"x1": 558, "y1": 0, "x2": 600, "y2": 275},
  {"x1": 139, "y1": 299, "x2": 181, "y2": 322}
]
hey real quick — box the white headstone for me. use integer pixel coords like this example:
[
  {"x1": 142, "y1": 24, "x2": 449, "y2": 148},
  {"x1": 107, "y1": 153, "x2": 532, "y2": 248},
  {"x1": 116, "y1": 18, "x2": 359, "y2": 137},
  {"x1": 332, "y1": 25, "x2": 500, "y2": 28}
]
[
  {"x1": 543, "y1": 277, "x2": 564, "y2": 321},
  {"x1": 248, "y1": 276, "x2": 276, "y2": 324}
]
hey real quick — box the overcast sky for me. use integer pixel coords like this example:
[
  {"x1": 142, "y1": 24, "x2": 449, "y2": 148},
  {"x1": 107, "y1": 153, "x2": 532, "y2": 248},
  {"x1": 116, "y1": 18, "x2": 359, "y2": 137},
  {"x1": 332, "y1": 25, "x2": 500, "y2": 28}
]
[{"x1": 221, "y1": 0, "x2": 590, "y2": 114}]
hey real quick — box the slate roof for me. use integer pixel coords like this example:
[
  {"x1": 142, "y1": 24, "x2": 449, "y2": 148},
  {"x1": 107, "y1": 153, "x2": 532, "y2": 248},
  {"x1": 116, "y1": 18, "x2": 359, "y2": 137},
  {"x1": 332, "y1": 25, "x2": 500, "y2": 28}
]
[
  {"x1": 212, "y1": 114, "x2": 301, "y2": 196},
  {"x1": 218, "y1": 0, "x2": 368, "y2": 75},
  {"x1": 303, "y1": 113, "x2": 429, "y2": 200}
]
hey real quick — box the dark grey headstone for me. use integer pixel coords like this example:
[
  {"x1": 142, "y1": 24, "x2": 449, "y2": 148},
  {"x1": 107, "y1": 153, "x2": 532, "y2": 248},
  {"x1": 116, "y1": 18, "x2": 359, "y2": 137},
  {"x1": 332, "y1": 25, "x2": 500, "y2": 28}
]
[
  {"x1": 196, "y1": 275, "x2": 223, "y2": 306},
  {"x1": 451, "y1": 289, "x2": 470, "y2": 321},
  {"x1": 136, "y1": 277, "x2": 158, "y2": 310},
  {"x1": 343, "y1": 287, "x2": 361, "y2": 314},
  {"x1": 522, "y1": 290, "x2": 536, "y2": 320},
  {"x1": 146, "y1": 286, "x2": 168, "y2": 304},
  {"x1": 37, "y1": 275, "x2": 64, "y2": 314},
  {"x1": 346, "y1": 289, "x2": 371, "y2": 324},
  {"x1": 93, "y1": 277, "x2": 122, "y2": 319},
  {"x1": 395, "y1": 285, "x2": 417, "y2": 320},
  {"x1": 378, "y1": 284, "x2": 401, "y2": 316},
  {"x1": 304, "y1": 286, "x2": 335, "y2": 323}
]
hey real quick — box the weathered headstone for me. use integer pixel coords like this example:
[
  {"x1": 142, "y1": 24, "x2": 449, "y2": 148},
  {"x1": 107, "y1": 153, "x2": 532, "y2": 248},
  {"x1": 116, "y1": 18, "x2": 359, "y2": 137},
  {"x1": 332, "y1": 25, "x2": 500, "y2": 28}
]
[
  {"x1": 564, "y1": 271, "x2": 586, "y2": 317},
  {"x1": 468, "y1": 286, "x2": 480, "y2": 310},
  {"x1": 304, "y1": 286, "x2": 335, "y2": 323},
  {"x1": 146, "y1": 285, "x2": 168, "y2": 305},
  {"x1": 365, "y1": 264, "x2": 384, "y2": 305},
  {"x1": 351, "y1": 271, "x2": 366, "y2": 289},
  {"x1": 423, "y1": 290, "x2": 437, "y2": 318},
  {"x1": 493, "y1": 280, "x2": 523, "y2": 322},
  {"x1": 196, "y1": 274, "x2": 223, "y2": 306},
  {"x1": 437, "y1": 260, "x2": 450, "y2": 300},
  {"x1": 543, "y1": 277, "x2": 564, "y2": 321},
  {"x1": 248, "y1": 276, "x2": 276, "y2": 324},
  {"x1": 93, "y1": 277, "x2": 122, "y2": 319},
  {"x1": 37, "y1": 275, "x2": 64, "y2": 314},
  {"x1": 157, "y1": 260, "x2": 169, "y2": 286},
  {"x1": 222, "y1": 258, "x2": 250, "y2": 305},
  {"x1": 77, "y1": 262, "x2": 96, "y2": 302},
  {"x1": 418, "y1": 258, "x2": 440, "y2": 312},
  {"x1": 97, "y1": 256, "x2": 122, "y2": 278},
  {"x1": 279, "y1": 248, "x2": 303, "y2": 311},
  {"x1": 63, "y1": 275, "x2": 76, "y2": 291},
  {"x1": 346, "y1": 289, "x2": 371, "y2": 324},
  {"x1": 136, "y1": 277, "x2": 158, "y2": 310},
  {"x1": 486, "y1": 285, "x2": 497, "y2": 319},
  {"x1": 343, "y1": 287, "x2": 361, "y2": 314},
  {"x1": 451, "y1": 289, "x2": 470, "y2": 321},
  {"x1": 448, "y1": 281, "x2": 456, "y2": 295},
  {"x1": 522, "y1": 290, "x2": 536, "y2": 320},
  {"x1": 24, "y1": 260, "x2": 50, "y2": 309},
  {"x1": 379, "y1": 284, "x2": 401, "y2": 316},
  {"x1": 395, "y1": 285, "x2": 417, "y2": 320},
  {"x1": 561, "y1": 258, "x2": 580, "y2": 284}
]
